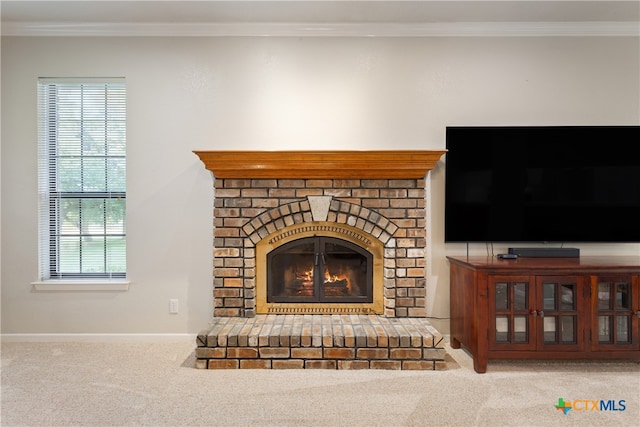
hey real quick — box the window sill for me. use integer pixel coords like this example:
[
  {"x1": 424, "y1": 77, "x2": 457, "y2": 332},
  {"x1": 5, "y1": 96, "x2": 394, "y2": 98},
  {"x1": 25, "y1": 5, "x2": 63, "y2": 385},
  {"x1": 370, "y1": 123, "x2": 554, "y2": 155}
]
[{"x1": 31, "y1": 280, "x2": 130, "y2": 292}]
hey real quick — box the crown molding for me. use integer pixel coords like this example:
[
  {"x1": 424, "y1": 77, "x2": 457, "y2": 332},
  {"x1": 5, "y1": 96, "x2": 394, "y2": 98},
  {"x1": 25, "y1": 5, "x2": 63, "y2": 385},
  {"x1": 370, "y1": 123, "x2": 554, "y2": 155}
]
[{"x1": 3, "y1": 21, "x2": 639, "y2": 37}]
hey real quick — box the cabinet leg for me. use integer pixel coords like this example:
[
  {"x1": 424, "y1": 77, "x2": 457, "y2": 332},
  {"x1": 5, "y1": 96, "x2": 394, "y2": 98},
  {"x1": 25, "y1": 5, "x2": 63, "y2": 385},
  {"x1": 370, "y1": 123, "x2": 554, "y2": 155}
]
[
  {"x1": 473, "y1": 356, "x2": 487, "y2": 374},
  {"x1": 450, "y1": 336, "x2": 461, "y2": 349}
]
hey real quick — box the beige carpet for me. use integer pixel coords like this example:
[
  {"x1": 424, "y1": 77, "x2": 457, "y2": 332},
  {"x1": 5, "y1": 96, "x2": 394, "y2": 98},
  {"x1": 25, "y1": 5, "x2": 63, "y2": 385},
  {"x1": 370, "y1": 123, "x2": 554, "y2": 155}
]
[{"x1": 1, "y1": 339, "x2": 638, "y2": 426}]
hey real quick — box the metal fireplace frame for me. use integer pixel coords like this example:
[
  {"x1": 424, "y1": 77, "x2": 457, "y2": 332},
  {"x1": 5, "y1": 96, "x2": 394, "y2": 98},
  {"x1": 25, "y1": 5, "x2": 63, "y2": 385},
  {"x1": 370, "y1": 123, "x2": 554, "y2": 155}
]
[{"x1": 256, "y1": 222, "x2": 384, "y2": 314}]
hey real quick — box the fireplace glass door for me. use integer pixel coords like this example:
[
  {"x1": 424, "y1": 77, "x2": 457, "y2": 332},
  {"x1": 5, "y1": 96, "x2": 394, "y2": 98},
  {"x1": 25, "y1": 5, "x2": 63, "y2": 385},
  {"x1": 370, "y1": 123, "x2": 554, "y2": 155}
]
[{"x1": 267, "y1": 237, "x2": 373, "y2": 303}]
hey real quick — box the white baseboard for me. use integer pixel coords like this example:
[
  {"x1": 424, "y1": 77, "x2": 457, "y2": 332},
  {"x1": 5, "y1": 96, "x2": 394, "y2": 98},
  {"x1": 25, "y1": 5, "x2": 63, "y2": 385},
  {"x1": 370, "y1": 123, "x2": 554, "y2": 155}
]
[{"x1": 0, "y1": 333, "x2": 197, "y2": 343}]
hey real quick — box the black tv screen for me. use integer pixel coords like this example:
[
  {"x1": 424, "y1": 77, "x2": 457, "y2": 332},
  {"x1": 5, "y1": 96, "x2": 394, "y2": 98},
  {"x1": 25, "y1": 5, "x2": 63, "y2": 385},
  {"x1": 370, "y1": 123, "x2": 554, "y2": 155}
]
[{"x1": 444, "y1": 126, "x2": 640, "y2": 243}]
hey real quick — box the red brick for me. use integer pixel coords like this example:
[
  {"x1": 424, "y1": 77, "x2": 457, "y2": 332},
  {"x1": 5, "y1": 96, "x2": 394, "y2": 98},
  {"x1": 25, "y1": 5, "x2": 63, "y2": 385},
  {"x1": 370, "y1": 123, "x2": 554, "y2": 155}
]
[
  {"x1": 396, "y1": 258, "x2": 416, "y2": 268},
  {"x1": 220, "y1": 179, "x2": 251, "y2": 188},
  {"x1": 195, "y1": 347, "x2": 226, "y2": 358},
  {"x1": 214, "y1": 248, "x2": 240, "y2": 257},
  {"x1": 223, "y1": 218, "x2": 248, "y2": 228},
  {"x1": 208, "y1": 360, "x2": 239, "y2": 369},
  {"x1": 361, "y1": 199, "x2": 389, "y2": 208},
  {"x1": 241, "y1": 189, "x2": 268, "y2": 197},
  {"x1": 377, "y1": 208, "x2": 405, "y2": 218},
  {"x1": 353, "y1": 189, "x2": 379, "y2": 198},
  {"x1": 214, "y1": 308, "x2": 241, "y2": 317},
  {"x1": 300, "y1": 330, "x2": 312, "y2": 347},
  {"x1": 396, "y1": 297, "x2": 414, "y2": 307},
  {"x1": 373, "y1": 326, "x2": 389, "y2": 348},
  {"x1": 394, "y1": 219, "x2": 417, "y2": 228},
  {"x1": 356, "y1": 348, "x2": 389, "y2": 359},
  {"x1": 421, "y1": 335, "x2": 435, "y2": 347},
  {"x1": 333, "y1": 179, "x2": 360, "y2": 188},
  {"x1": 214, "y1": 208, "x2": 240, "y2": 218},
  {"x1": 407, "y1": 268, "x2": 425, "y2": 277},
  {"x1": 251, "y1": 179, "x2": 277, "y2": 188},
  {"x1": 362, "y1": 179, "x2": 388, "y2": 188},
  {"x1": 269, "y1": 189, "x2": 296, "y2": 198},
  {"x1": 227, "y1": 347, "x2": 259, "y2": 359},
  {"x1": 407, "y1": 228, "x2": 425, "y2": 238},
  {"x1": 214, "y1": 288, "x2": 241, "y2": 297},
  {"x1": 434, "y1": 360, "x2": 448, "y2": 370},
  {"x1": 214, "y1": 189, "x2": 241, "y2": 198},
  {"x1": 268, "y1": 359, "x2": 302, "y2": 369},
  {"x1": 214, "y1": 228, "x2": 240, "y2": 237},
  {"x1": 337, "y1": 360, "x2": 370, "y2": 370},
  {"x1": 390, "y1": 348, "x2": 422, "y2": 359},
  {"x1": 241, "y1": 208, "x2": 265, "y2": 218},
  {"x1": 393, "y1": 229, "x2": 407, "y2": 238},
  {"x1": 396, "y1": 278, "x2": 417, "y2": 288},
  {"x1": 225, "y1": 298, "x2": 244, "y2": 307},
  {"x1": 402, "y1": 361, "x2": 435, "y2": 370},
  {"x1": 305, "y1": 360, "x2": 337, "y2": 369},
  {"x1": 380, "y1": 189, "x2": 407, "y2": 198},
  {"x1": 390, "y1": 199, "x2": 416, "y2": 208},
  {"x1": 223, "y1": 278, "x2": 243, "y2": 288},
  {"x1": 324, "y1": 189, "x2": 351, "y2": 197},
  {"x1": 253, "y1": 199, "x2": 279, "y2": 208},
  {"x1": 408, "y1": 288, "x2": 426, "y2": 297},
  {"x1": 370, "y1": 360, "x2": 402, "y2": 370},
  {"x1": 215, "y1": 268, "x2": 240, "y2": 277},
  {"x1": 388, "y1": 180, "x2": 415, "y2": 188},
  {"x1": 239, "y1": 359, "x2": 271, "y2": 369},
  {"x1": 277, "y1": 179, "x2": 306, "y2": 188},
  {"x1": 323, "y1": 348, "x2": 356, "y2": 359},
  {"x1": 259, "y1": 347, "x2": 290, "y2": 358},
  {"x1": 307, "y1": 180, "x2": 333, "y2": 188},
  {"x1": 291, "y1": 348, "x2": 323, "y2": 359},
  {"x1": 397, "y1": 239, "x2": 417, "y2": 248}
]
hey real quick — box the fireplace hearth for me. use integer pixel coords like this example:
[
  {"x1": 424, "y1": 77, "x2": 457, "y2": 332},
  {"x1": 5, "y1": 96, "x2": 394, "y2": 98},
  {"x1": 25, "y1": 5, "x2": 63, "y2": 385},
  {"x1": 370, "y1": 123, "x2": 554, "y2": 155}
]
[{"x1": 193, "y1": 150, "x2": 449, "y2": 369}]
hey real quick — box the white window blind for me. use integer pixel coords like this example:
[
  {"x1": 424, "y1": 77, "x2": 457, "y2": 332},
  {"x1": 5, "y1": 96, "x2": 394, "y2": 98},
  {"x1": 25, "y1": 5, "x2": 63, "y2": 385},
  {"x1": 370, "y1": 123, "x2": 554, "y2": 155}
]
[{"x1": 37, "y1": 78, "x2": 126, "y2": 280}]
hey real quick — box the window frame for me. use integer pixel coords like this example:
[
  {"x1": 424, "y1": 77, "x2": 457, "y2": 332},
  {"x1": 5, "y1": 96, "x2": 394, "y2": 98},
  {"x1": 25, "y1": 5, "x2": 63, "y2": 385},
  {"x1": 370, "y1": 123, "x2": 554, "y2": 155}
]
[{"x1": 35, "y1": 78, "x2": 128, "y2": 287}]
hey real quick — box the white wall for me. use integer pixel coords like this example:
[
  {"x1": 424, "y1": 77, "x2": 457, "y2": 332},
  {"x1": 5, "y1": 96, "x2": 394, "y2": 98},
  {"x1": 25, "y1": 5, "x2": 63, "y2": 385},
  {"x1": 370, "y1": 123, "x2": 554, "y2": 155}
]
[{"x1": 2, "y1": 36, "x2": 639, "y2": 334}]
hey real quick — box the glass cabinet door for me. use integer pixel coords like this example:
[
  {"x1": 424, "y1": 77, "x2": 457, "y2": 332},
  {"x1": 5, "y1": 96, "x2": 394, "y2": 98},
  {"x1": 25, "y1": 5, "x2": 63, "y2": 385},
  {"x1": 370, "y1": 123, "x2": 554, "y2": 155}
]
[
  {"x1": 591, "y1": 275, "x2": 637, "y2": 351},
  {"x1": 489, "y1": 276, "x2": 535, "y2": 351},
  {"x1": 537, "y1": 276, "x2": 584, "y2": 351}
]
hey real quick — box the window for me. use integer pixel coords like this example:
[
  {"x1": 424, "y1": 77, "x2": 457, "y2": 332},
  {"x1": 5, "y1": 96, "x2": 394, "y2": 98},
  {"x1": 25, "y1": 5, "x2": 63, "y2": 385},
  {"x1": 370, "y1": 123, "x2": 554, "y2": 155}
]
[{"x1": 37, "y1": 78, "x2": 126, "y2": 280}]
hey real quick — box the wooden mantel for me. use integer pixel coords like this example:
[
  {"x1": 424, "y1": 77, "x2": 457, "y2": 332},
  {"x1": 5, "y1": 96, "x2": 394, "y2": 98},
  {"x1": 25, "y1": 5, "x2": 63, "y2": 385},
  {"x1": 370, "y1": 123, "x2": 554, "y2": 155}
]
[{"x1": 193, "y1": 150, "x2": 446, "y2": 179}]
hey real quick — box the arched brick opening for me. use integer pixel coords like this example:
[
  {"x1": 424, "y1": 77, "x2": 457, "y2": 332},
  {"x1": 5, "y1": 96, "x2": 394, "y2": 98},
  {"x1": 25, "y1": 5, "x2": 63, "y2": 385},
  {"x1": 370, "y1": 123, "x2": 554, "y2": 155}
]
[
  {"x1": 212, "y1": 178, "x2": 428, "y2": 318},
  {"x1": 248, "y1": 198, "x2": 394, "y2": 315}
]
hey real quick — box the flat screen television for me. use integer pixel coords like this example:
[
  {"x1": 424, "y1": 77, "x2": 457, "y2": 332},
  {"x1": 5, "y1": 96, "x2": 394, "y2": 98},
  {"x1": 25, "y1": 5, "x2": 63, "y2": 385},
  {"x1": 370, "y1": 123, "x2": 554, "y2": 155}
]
[{"x1": 444, "y1": 126, "x2": 640, "y2": 243}]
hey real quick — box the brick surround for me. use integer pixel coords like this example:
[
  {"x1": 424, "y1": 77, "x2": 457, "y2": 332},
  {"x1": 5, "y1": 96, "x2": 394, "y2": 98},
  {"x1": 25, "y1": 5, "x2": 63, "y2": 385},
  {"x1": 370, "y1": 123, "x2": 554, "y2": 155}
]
[
  {"x1": 213, "y1": 178, "x2": 427, "y2": 318},
  {"x1": 194, "y1": 150, "x2": 448, "y2": 370}
]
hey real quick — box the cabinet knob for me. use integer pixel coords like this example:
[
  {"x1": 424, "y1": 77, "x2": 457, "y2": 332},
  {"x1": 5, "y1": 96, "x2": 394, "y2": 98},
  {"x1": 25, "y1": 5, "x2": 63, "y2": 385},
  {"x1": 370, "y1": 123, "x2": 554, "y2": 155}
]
[
  {"x1": 539, "y1": 310, "x2": 545, "y2": 318},
  {"x1": 530, "y1": 309, "x2": 537, "y2": 316}
]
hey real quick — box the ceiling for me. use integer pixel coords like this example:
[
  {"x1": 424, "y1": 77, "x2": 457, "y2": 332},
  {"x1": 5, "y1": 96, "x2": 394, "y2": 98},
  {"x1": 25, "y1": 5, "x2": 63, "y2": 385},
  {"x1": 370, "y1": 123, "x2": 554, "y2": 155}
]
[{"x1": 2, "y1": 1, "x2": 639, "y2": 37}]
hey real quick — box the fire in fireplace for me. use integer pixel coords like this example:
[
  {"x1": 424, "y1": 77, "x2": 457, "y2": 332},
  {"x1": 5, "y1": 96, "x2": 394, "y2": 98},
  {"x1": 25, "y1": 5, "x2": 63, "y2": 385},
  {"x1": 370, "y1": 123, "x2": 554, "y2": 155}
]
[{"x1": 268, "y1": 237, "x2": 373, "y2": 303}]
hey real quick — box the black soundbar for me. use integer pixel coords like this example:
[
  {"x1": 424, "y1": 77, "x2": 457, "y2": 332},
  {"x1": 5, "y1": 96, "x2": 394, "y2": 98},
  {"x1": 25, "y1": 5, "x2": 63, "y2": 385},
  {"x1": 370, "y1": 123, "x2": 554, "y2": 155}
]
[{"x1": 507, "y1": 247, "x2": 580, "y2": 258}]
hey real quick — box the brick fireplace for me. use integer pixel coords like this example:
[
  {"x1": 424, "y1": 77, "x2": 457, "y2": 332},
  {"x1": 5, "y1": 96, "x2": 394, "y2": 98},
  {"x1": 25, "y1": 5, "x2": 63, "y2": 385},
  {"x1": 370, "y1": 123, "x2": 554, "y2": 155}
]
[{"x1": 194, "y1": 151, "x2": 450, "y2": 369}]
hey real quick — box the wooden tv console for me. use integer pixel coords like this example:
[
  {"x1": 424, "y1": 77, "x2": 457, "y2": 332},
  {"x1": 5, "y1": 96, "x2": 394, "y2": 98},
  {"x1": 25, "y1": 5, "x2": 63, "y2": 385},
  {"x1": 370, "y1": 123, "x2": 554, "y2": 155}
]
[{"x1": 448, "y1": 256, "x2": 640, "y2": 373}]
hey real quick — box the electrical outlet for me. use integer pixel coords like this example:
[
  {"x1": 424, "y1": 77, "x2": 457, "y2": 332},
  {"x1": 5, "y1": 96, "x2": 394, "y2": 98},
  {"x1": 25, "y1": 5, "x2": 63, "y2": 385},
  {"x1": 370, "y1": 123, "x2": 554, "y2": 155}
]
[{"x1": 169, "y1": 299, "x2": 179, "y2": 314}]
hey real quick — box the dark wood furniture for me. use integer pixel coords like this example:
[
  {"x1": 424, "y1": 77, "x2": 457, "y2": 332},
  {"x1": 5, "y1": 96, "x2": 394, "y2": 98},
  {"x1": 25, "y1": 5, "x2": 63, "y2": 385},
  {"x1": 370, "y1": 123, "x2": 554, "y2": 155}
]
[{"x1": 448, "y1": 256, "x2": 640, "y2": 373}]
